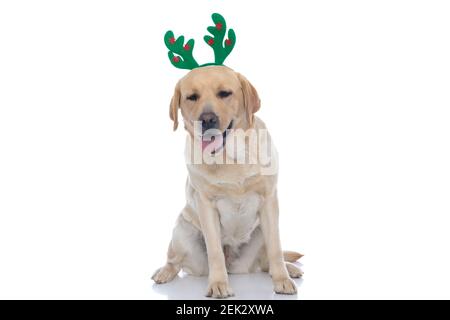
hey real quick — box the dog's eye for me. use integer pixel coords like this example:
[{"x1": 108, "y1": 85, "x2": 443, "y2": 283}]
[
  {"x1": 187, "y1": 94, "x2": 199, "y2": 101},
  {"x1": 218, "y1": 90, "x2": 232, "y2": 99}
]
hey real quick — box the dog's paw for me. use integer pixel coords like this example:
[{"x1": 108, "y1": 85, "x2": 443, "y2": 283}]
[
  {"x1": 286, "y1": 263, "x2": 303, "y2": 278},
  {"x1": 273, "y1": 277, "x2": 297, "y2": 295},
  {"x1": 206, "y1": 281, "x2": 234, "y2": 299},
  {"x1": 151, "y1": 265, "x2": 178, "y2": 284}
]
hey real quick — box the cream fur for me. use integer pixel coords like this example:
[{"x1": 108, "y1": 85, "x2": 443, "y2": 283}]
[{"x1": 152, "y1": 66, "x2": 302, "y2": 298}]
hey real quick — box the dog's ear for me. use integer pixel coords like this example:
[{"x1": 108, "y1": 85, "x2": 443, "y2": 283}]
[
  {"x1": 169, "y1": 82, "x2": 181, "y2": 131},
  {"x1": 237, "y1": 73, "x2": 260, "y2": 126}
]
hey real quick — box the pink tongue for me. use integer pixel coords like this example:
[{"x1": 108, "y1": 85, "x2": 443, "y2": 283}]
[{"x1": 202, "y1": 135, "x2": 223, "y2": 152}]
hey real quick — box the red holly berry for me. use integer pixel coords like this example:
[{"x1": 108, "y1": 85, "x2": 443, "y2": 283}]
[
  {"x1": 169, "y1": 37, "x2": 176, "y2": 44},
  {"x1": 172, "y1": 56, "x2": 180, "y2": 63},
  {"x1": 183, "y1": 44, "x2": 190, "y2": 51},
  {"x1": 216, "y1": 23, "x2": 223, "y2": 30},
  {"x1": 225, "y1": 39, "x2": 232, "y2": 46},
  {"x1": 208, "y1": 38, "x2": 214, "y2": 46}
]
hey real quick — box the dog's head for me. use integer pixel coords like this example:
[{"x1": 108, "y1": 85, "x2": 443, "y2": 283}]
[{"x1": 169, "y1": 66, "x2": 260, "y2": 153}]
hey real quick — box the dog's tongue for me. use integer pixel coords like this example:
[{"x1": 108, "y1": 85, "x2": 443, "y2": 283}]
[{"x1": 202, "y1": 134, "x2": 223, "y2": 152}]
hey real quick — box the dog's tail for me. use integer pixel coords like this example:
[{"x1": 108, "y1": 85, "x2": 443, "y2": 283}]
[{"x1": 283, "y1": 251, "x2": 303, "y2": 262}]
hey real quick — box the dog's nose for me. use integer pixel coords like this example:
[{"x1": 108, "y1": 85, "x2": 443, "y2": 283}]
[{"x1": 199, "y1": 112, "x2": 219, "y2": 131}]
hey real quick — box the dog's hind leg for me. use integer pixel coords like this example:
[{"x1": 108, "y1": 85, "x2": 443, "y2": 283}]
[
  {"x1": 152, "y1": 214, "x2": 208, "y2": 283},
  {"x1": 152, "y1": 240, "x2": 182, "y2": 284},
  {"x1": 259, "y1": 259, "x2": 303, "y2": 279},
  {"x1": 258, "y1": 250, "x2": 303, "y2": 278},
  {"x1": 285, "y1": 262, "x2": 303, "y2": 278}
]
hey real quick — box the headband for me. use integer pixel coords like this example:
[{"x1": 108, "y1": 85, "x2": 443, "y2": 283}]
[{"x1": 164, "y1": 13, "x2": 236, "y2": 70}]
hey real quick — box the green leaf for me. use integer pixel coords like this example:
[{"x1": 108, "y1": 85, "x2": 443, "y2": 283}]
[
  {"x1": 164, "y1": 31, "x2": 175, "y2": 48},
  {"x1": 224, "y1": 29, "x2": 236, "y2": 55},
  {"x1": 204, "y1": 35, "x2": 213, "y2": 45},
  {"x1": 211, "y1": 13, "x2": 226, "y2": 28},
  {"x1": 207, "y1": 26, "x2": 220, "y2": 37},
  {"x1": 228, "y1": 29, "x2": 236, "y2": 42},
  {"x1": 175, "y1": 36, "x2": 184, "y2": 50},
  {"x1": 168, "y1": 51, "x2": 179, "y2": 67},
  {"x1": 186, "y1": 39, "x2": 195, "y2": 51}
]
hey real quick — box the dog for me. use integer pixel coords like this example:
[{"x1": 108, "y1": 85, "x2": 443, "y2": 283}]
[{"x1": 152, "y1": 65, "x2": 302, "y2": 298}]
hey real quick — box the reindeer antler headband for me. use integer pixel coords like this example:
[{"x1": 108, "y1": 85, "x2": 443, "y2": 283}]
[{"x1": 164, "y1": 13, "x2": 236, "y2": 70}]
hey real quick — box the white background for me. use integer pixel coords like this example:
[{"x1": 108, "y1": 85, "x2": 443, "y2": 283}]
[{"x1": 1, "y1": 0, "x2": 449, "y2": 299}]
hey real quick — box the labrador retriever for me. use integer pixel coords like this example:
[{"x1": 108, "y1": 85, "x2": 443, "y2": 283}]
[{"x1": 152, "y1": 65, "x2": 302, "y2": 298}]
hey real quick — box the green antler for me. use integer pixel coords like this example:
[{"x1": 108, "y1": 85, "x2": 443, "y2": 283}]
[
  {"x1": 164, "y1": 31, "x2": 199, "y2": 70},
  {"x1": 204, "y1": 13, "x2": 236, "y2": 65},
  {"x1": 163, "y1": 13, "x2": 236, "y2": 70}
]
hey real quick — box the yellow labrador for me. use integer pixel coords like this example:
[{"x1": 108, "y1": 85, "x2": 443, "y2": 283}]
[{"x1": 152, "y1": 65, "x2": 302, "y2": 298}]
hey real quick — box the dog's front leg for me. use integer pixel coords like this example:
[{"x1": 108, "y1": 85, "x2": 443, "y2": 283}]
[
  {"x1": 196, "y1": 193, "x2": 234, "y2": 298},
  {"x1": 260, "y1": 192, "x2": 297, "y2": 294}
]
